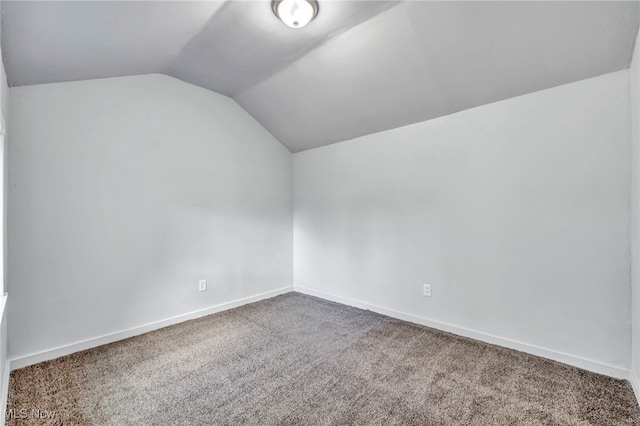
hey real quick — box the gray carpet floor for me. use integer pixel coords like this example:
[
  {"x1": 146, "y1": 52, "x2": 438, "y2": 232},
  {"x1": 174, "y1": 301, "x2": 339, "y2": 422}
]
[{"x1": 7, "y1": 292, "x2": 640, "y2": 425}]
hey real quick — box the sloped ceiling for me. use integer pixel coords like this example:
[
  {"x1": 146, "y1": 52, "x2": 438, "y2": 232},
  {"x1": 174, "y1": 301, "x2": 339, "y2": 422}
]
[{"x1": 2, "y1": 1, "x2": 639, "y2": 152}]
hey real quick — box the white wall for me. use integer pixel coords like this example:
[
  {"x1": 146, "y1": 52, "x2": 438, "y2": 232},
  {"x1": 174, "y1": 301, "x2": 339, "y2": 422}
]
[
  {"x1": 0, "y1": 0, "x2": 11, "y2": 410},
  {"x1": 630, "y1": 23, "x2": 640, "y2": 391},
  {"x1": 4, "y1": 53, "x2": 635, "y2": 383},
  {"x1": 0, "y1": 42, "x2": 9, "y2": 424},
  {"x1": 294, "y1": 71, "x2": 631, "y2": 374},
  {"x1": 8, "y1": 74, "x2": 292, "y2": 360},
  {"x1": 1, "y1": 56, "x2": 6, "y2": 296}
]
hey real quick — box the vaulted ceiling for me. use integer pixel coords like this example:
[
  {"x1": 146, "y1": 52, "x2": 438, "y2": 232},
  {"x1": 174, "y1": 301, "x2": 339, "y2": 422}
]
[{"x1": 2, "y1": 1, "x2": 639, "y2": 152}]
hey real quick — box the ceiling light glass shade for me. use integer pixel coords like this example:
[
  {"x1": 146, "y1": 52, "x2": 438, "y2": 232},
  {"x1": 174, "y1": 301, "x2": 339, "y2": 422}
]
[{"x1": 272, "y1": 0, "x2": 319, "y2": 29}]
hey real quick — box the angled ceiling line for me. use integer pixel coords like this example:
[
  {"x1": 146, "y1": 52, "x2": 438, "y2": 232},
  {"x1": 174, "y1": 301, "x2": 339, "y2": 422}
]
[
  {"x1": 158, "y1": 0, "x2": 232, "y2": 79},
  {"x1": 2, "y1": 1, "x2": 639, "y2": 152},
  {"x1": 229, "y1": 0, "x2": 400, "y2": 98}
]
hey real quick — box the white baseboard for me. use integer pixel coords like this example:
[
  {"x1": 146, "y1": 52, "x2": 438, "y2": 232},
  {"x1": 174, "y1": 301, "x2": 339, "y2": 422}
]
[
  {"x1": 0, "y1": 360, "x2": 8, "y2": 426},
  {"x1": 294, "y1": 286, "x2": 630, "y2": 380},
  {"x1": 630, "y1": 370, "x2": 640, "y2": 405},
  {"x1": 9, "y1": 286, "x2": 294, "y2": 371},
  {"x1": 6, "y1": 284, "x2": 632, "y2": 383}
]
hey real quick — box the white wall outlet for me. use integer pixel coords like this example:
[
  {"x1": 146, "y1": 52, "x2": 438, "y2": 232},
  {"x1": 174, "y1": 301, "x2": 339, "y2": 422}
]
[
  {"x1": 198, "y1": 279, "x2": 207, "y2": 292},
  {"x1": 423, "y1": 284, "x2": 432, "y2": 297}
]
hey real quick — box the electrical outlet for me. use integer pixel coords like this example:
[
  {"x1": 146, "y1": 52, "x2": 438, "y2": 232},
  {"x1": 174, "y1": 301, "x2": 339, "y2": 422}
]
[
  {"x1": 423, "y1": 284, "x2": 432, "y2": 297},
  {"x1": 199, "y1": 279, "x2": 207, "y2": 292}
]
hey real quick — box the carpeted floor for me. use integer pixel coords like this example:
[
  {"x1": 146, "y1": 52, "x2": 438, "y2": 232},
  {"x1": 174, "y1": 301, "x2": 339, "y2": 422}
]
[{"x1": 6, "y1": 292, "x2": 640, "y2": 425}]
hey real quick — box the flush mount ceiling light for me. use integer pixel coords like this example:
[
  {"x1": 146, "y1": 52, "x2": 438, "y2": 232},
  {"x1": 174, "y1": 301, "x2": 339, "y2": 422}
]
[{"x1": 272, "y1": 0, "x2": 319, "y2": 29}]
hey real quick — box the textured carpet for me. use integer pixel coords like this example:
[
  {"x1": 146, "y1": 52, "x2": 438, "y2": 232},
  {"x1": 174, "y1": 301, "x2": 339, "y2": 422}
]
[{"x1": 6, "y1": 292, "x2": 640, "y2": 425}]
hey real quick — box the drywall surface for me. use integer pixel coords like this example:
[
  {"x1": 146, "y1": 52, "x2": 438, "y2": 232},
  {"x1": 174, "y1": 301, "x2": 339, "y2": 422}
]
[
  {"x1": 2, "y1": 53, "x2": 7, "y2": 295},
  {"x1": 631, "y1": 25, "x2": 640, "y2": 387},
  {"x1": 8, "y1": 74, "x2": 292, "y2": 359},
  {"x1": 0, "y1": 50, "x2": 8, "y2": 424},
  {"x1": 294, "y1": 71, "x2": 631, "y2": 370}
]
